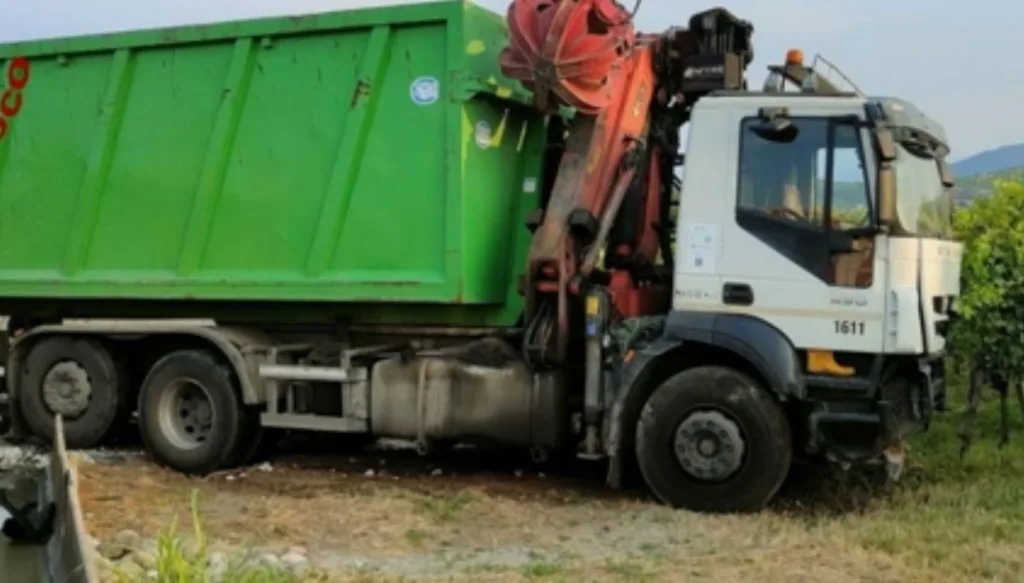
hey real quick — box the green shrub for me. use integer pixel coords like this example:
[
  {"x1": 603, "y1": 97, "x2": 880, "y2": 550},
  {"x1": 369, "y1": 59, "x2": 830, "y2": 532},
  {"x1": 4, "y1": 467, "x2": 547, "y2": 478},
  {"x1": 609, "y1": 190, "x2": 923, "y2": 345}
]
[{"x1": 949, "y1": 178, "x2": 1024, "y2": 377}]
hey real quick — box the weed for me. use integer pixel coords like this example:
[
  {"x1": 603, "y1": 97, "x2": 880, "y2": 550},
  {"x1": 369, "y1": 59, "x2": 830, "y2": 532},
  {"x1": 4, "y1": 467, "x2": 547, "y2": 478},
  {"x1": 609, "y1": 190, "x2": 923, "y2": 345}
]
[
  {"x1": 111, "y1": 489, "x2": 299, "y2": 583},
  {"x1": 411, "y1": 491, "x2": 476, "y2": 523},
  {"x1": 603, "y1": 559, "x2": 653, "y2": 582},
  {"x1": 403, "y1": 529, "x2": 430, "y2": 546},
  {"x1": 522, "y1": 560, "x2": 563, "y2": 578}
]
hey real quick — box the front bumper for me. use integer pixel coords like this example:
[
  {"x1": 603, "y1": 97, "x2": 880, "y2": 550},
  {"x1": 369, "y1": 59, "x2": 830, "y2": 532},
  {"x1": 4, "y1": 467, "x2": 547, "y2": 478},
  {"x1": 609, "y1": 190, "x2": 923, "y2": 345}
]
[{"x1": 806, "y1": 354, "x2": 946, "y2": 465}]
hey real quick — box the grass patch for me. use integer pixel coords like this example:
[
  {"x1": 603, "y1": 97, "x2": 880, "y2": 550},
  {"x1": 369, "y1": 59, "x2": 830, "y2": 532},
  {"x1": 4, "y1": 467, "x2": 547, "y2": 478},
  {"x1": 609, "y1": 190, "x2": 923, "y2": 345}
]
[
  {"x1": 410, "y1": 491, "x2": 476, "y2": 523},
  {"x1": 403, "y1": 528, "x2": 431, "y2": 546},
  {"x1": 110, "y1": 489, "x2": 304, "y2": 583},
  {"x1": 603, "y1": 559, "x2": 654, "y2": 582},
  {"x1": 809, "y1": 377, "x2": 1024, "y2": 581},
  {"x1": 462, "y1": 562, "x2": 516, "y2": 575},
  {"x1": 521, "y1": 559, "x2": 563, "y2": 578}
]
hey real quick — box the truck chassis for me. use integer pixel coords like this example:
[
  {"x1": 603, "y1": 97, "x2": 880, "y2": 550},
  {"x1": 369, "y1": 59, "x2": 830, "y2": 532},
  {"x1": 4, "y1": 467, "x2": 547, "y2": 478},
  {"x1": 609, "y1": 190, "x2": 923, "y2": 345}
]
[{"x1": 1, "y1": 311, "x2": 944, "y2": 513}]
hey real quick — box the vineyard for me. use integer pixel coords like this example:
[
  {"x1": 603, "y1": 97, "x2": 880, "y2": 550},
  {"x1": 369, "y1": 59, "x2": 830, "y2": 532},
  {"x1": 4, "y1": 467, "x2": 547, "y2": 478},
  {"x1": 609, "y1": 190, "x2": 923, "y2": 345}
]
[{"x1": 949, "y1": 177, "x2": 1024, "y2": 385}]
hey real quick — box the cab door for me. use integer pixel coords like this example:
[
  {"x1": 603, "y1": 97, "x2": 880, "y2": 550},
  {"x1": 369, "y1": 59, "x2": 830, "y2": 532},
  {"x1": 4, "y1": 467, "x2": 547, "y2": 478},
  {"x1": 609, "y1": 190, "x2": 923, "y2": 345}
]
[{"x1": 711, "y1": 105, "x2": 887, "y2": 357}]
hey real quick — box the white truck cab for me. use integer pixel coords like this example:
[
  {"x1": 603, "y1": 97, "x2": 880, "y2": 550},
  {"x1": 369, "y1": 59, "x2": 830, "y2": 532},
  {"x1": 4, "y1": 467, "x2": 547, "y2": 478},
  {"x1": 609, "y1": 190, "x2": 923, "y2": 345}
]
[
  {"x1": 671, "y1": 55, "x2": 961, "y2": 460},
  {"x1": 677, "y1": 92, "x2": 960, "y2": 355},
  {"x1": 604, "y1": 53, "x2": 961, "y2": 512}
]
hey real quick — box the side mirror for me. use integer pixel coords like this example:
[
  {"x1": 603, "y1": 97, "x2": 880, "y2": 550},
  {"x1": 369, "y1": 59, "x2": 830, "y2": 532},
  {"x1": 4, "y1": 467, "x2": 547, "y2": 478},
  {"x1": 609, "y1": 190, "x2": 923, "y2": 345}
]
[
  {"x1": 874, "y1": 128, "x2": 896, "y2": 162},
  {"x1": 751, "y1": 118, "x2": 799, "y2": 143},
  {"x1": 877, "y1": 162, "x2": 896, "y2": 226},
  {"x1": 752, "y1": 107, "x2": 800, "y2": 143},
  {"x1": 939, "y1": 159, "x2": 955, "y2": 187}
]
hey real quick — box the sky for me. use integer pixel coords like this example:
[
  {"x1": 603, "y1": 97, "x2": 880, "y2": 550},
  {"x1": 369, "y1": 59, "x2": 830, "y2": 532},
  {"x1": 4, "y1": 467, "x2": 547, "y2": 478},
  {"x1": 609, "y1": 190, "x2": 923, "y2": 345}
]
[{"x1": 0, "y1": 0, "x2": 1020, "y2": 160}]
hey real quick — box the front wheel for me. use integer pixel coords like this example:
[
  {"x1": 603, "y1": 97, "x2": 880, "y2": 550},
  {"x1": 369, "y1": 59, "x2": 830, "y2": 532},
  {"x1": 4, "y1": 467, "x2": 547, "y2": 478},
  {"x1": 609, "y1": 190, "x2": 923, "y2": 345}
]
[
  {"x1": 137, "y1": 350, "x2": 247, "y2": 475},
  {"x1": 635, "y1": 365, "x2": 792, "y2": 513}
]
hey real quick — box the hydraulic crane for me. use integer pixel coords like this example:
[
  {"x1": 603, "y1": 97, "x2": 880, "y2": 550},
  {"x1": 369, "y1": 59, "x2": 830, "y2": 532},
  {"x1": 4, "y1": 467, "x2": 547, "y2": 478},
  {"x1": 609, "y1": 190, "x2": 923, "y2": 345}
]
[{"x1": 499, "y1": 0, "x2": 754, "y2": 368}]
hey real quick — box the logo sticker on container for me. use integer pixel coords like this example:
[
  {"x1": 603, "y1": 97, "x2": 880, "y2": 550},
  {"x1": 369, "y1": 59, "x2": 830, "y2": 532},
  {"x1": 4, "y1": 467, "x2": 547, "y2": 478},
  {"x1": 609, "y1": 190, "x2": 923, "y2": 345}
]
[
  {"x1": 474, "y1": 121, "x2": 492, "y2": 150},
  {"x1": 410, "y1": 76, "x2": 440, "y2": 106},
  {"x1": 0, "y1": 57, "x2": 30, "y2": 142}
]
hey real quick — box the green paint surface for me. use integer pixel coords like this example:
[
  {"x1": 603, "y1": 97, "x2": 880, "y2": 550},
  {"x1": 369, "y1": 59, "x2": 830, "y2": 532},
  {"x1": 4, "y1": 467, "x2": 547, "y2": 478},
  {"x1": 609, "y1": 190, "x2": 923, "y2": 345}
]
[{"x1": 0, "y1": 1, "x2": 546, "y2": 327}]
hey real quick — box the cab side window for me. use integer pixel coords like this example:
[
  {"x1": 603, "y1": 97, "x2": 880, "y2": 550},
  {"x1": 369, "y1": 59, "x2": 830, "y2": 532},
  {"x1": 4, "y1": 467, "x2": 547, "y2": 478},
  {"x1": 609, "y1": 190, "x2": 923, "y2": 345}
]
[
  {"x1": 735, "y1": 116, "x2": 873, "y2": 284},
  {"x1": 737, "y1": 117, "x2": 829, "y2": 229},
  {"x1": 816, "y1": 124, "x2": 871, "y2": 230}
]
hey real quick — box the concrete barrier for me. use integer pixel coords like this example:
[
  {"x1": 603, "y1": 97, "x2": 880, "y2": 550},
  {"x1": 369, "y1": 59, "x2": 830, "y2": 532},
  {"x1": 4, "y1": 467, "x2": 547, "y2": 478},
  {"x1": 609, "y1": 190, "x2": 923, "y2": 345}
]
[{"x1": 42, "y1": 415, "x2": 98, "y2": 583}]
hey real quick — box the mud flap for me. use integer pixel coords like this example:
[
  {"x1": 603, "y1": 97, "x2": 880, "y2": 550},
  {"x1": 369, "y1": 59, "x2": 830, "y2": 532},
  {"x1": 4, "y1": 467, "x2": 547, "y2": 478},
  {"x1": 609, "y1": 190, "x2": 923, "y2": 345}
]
[{"x1": 877, "y1": 401, "x2": 907, "y2": 481}]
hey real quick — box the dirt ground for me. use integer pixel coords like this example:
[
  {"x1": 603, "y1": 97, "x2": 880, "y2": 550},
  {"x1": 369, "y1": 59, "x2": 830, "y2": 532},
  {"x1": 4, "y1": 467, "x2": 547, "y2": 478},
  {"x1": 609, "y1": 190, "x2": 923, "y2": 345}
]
[{"x1": 73, "y1": 437, "x2": 984, "y2": 583}]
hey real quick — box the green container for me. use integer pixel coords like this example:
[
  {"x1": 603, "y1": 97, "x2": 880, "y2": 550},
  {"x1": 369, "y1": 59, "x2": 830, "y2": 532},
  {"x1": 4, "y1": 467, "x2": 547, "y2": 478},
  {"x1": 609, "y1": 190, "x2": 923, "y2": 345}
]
[{"x1": 0, "y1": 1, "x2": 546, "y2": 327}]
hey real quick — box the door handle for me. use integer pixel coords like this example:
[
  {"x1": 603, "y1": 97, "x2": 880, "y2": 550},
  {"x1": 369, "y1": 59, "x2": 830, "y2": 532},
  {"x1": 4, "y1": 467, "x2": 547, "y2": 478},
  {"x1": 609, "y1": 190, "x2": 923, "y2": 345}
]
[{"x1": 723, "y1": 282, "x2": 753, "y2": 306}]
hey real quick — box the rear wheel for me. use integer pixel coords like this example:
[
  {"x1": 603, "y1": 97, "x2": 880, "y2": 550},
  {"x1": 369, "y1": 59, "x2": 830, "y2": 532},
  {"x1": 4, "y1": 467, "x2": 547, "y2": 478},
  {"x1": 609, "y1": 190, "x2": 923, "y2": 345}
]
[
  {"x1": 138, "y1": 350, "x2": 246, "y2": 475},
  {"x1": 635, "y1": 365, "x2": 792, "y2": 513},
  {"x1": 234, "y1": 407, "x2": 279, "y2": 466},
  {"x1": 18, "y1": 336, "x2": 128, "y2": 449}
]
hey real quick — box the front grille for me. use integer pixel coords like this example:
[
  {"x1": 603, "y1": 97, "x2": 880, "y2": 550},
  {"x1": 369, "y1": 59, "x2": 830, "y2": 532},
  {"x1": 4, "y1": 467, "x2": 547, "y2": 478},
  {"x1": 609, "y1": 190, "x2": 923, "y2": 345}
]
[
  {"x1": 931, "y1": 295, "x2": 955, "y2": 340},
  {"x1": 932, "y1": 295, "x2": 952, "y2": 315}
]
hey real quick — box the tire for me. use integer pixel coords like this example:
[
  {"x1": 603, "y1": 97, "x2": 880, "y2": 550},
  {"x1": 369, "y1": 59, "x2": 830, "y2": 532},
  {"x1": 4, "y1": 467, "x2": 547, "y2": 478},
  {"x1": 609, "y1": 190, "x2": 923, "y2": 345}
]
[
  {"x1": 18, "y1": 336, "x2": 127, "y2": 449},
  {"x1": 137, "y1": 350, "x2": 246, "y2": 475},
  {"x1": 635, "y1": 365, "x2": 792, "y2": 513},
  {"x1": 234, "y1": 409, "x2": 281, "y2": 466}
]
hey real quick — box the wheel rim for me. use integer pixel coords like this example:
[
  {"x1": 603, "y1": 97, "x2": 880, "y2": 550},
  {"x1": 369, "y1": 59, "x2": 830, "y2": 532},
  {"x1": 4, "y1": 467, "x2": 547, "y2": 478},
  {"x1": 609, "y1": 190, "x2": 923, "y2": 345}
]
[
  {"x1": 673, "y1": 409, "x2": 746, "y2": 482},
  {"x1": 42, "y1": 360, "x2": 92, "y2": 419},
  {"x1": 156, "y1": 378, "x2": 215, "y2": 451}
]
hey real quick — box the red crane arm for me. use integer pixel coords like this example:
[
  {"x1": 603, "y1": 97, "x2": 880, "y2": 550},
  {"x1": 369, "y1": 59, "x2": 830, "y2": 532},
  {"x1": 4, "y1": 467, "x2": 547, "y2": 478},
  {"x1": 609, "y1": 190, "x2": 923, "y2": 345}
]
[{"x1": 500, "y1": 1, "x2": 754, "y2": 367}]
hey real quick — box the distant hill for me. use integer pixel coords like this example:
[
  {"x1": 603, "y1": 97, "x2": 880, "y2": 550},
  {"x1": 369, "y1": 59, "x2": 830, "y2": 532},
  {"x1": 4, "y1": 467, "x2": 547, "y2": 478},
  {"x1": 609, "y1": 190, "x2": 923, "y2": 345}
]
[
  {"x1": 953, "y1": 143, "x2": 1024, "y2": 177},
  {"x1": 948, "y1": 143, "x2": 1024, "y2": 207},
  {"x1": 955, "y1": 165, "x2": 1024, "y2": 207}
]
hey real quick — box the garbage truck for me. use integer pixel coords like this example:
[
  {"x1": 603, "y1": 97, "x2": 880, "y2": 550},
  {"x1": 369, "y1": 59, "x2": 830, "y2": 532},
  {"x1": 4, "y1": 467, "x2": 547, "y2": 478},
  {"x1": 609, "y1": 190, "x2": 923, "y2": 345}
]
[{"x1": 0, "y1": 0, "x2": 961, "y2": 512}]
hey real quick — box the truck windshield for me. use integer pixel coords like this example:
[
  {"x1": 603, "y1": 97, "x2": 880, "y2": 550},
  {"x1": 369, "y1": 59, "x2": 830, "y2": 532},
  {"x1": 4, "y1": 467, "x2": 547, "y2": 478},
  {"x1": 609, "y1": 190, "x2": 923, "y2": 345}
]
[{"x1": 894, "y1": 143, "x2": 954, "y2": 239}]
